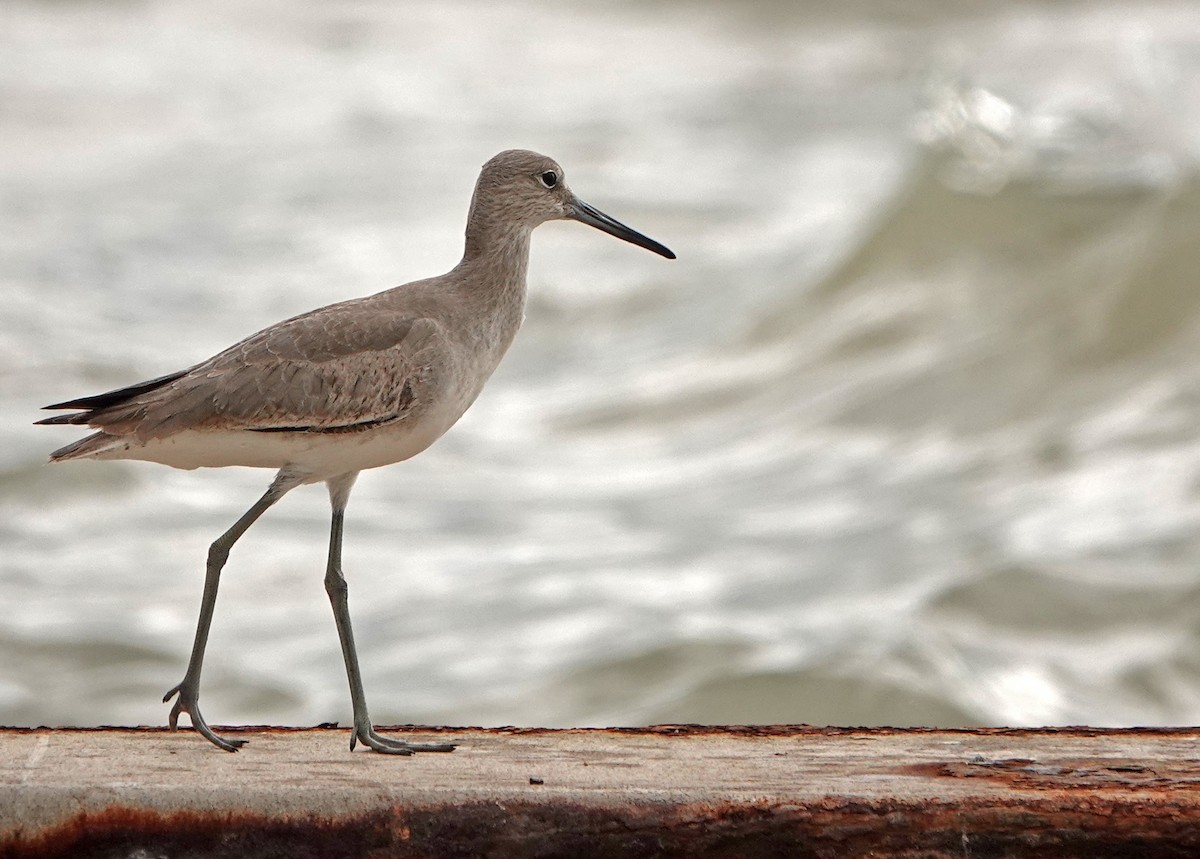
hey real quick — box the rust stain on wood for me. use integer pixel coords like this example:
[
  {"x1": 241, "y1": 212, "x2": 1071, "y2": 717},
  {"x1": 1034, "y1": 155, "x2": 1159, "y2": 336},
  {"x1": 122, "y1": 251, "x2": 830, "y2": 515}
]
[
  {"x1": 4, "y1": 797, "x2": 1200, "y2": 859},
  {"x1": 900, "y1": 755, "x2": 1200, "y2": 792}
]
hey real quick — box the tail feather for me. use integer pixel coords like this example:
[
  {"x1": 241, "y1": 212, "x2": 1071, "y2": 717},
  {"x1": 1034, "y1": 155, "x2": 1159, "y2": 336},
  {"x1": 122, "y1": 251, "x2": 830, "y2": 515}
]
[
  {"x1": 47, "y1": 431, "x2": 126, "y2": 462},
  {"x1": 38, "y1": 368, "x2": 189, "y2": 458},
  {"x1": 41, "y1": 369, "x2": 188, "y2": 413},
  {"x1": 34, "y1": 412, "x2": 92, "y2": 426}
]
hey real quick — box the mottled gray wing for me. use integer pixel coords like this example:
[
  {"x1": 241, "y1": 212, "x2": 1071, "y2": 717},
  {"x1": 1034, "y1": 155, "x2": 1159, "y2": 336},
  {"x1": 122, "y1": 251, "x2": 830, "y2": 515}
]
[{"x1": 91, "y1": 307, "x2": 444, "y2": 439}]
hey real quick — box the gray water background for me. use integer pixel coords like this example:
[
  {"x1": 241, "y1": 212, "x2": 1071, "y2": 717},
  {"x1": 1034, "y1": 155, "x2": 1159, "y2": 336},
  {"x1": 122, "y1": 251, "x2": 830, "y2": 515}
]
[{"x1": 5, "y1": 0, "x2": 1200, "y2": 731}]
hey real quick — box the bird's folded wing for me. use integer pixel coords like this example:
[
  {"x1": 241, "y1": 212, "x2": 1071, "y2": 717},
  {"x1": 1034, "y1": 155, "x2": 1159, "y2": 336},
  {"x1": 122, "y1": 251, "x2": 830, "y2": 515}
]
[{"x1": 89, "y1": 310, "x2": 445, "y2": 439}]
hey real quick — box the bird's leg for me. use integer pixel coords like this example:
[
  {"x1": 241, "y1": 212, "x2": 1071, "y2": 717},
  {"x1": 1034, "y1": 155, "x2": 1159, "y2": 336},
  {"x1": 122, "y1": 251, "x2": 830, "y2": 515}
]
[
  {"x1": 324, "y1": 477, "x2": 455, "y2": 755},
  {"x1": 164, "y1": 469, "x2": 303, "y2": 752}
]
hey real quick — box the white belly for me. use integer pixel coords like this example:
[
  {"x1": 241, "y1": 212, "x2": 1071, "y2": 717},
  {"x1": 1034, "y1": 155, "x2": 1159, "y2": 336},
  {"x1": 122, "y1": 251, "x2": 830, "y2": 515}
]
[{"x1": 91, "y1": 415, "x2": 455, "y2": 482}]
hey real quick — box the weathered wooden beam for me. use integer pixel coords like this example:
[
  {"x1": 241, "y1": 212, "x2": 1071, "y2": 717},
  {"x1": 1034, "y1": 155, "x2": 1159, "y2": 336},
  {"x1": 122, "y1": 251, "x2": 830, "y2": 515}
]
[{"x1": 2, "y1": 725, "x2": 1199, "y2": 857}]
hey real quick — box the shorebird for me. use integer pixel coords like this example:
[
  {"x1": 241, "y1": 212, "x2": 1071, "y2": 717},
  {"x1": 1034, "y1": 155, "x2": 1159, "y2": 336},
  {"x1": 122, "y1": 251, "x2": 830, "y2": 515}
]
[{"x1": 37, "y1": 149, "x2": 675, "y2": 754}]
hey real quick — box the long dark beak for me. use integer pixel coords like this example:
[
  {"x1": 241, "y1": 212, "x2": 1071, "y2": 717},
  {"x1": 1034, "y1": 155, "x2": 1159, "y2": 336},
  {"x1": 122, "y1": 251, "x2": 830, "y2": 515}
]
[{"x1": 567, "y1": 198, "x2": 676, "y2": 260}]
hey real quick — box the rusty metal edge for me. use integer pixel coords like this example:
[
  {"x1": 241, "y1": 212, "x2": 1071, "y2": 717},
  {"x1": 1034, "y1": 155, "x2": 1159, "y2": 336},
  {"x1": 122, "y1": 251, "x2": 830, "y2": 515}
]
[{"x1": 3, "y1": 723, "x2": 1200, "y2": 737}]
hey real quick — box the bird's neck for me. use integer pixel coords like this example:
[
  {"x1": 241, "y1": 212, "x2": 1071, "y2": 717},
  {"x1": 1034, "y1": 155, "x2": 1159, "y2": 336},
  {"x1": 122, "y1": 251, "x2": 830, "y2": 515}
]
[
  {"x1": 457, "y1": 208, "x2": 532, "y2": 309},
  {"x1": 438, "y1": 213, "x2": 532, "y2": 373}
]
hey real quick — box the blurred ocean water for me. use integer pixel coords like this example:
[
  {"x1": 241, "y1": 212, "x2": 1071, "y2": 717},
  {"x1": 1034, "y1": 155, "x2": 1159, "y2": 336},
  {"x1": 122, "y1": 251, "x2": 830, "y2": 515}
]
[{"x1": 4, "y1": 0, "x2": 1200, "y2": 731}]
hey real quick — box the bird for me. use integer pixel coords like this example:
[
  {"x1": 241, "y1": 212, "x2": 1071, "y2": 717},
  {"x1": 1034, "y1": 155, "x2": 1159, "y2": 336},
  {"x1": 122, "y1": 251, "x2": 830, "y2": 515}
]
[{"x1": 36, "y1": 149, "x2": 675, "y2": 754}]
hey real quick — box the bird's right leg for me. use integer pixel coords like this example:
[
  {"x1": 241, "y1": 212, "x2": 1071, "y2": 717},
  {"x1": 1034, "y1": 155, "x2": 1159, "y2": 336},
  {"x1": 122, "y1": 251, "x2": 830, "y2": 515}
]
[{"x1": 163, "y1": 468, "x2": 304, "y2": 752}]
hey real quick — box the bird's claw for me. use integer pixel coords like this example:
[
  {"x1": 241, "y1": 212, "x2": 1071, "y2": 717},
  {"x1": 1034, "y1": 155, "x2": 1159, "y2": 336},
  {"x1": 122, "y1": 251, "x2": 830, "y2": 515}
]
[
  {"x1": 350, "y1": 724, "x2": 456, "y2": 755},
  {"x1": 163, "y1": 681, "x2": 247, "y2": 752}
]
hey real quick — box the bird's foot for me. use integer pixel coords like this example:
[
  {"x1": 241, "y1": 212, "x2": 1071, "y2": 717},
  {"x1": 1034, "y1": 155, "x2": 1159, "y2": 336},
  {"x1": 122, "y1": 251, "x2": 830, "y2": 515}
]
[
  {"x1": 350, "y1": 723, "x2": 456, "y2": 755},
  {"x1": 163, "y1": 681, "x2": 247, "y2": 752}
]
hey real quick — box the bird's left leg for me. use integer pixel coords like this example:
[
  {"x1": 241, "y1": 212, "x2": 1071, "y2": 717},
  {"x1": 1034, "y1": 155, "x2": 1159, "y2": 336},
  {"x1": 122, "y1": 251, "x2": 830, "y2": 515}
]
[{"x1": 323, "y1": 472, "x2": 456, "y2": 755}]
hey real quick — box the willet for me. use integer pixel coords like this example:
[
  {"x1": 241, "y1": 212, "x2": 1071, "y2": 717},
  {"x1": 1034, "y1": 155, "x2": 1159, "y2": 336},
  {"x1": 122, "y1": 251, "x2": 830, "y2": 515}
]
[{"x1": 37, "y1": 149, "x2": 675, "y2": 754}]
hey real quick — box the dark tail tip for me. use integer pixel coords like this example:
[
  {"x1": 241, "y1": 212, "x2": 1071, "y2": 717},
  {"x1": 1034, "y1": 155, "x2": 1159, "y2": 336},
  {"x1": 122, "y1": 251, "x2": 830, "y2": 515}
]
[{"x1": 35, "y1": 412, "x2": 90, "y2": 426}]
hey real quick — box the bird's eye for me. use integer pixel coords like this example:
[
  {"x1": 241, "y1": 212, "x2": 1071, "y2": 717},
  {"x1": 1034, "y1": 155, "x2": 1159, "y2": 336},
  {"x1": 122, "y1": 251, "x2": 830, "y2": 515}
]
[{"x1": 539, "y1": 171, "x2": 558, "y2": 188}]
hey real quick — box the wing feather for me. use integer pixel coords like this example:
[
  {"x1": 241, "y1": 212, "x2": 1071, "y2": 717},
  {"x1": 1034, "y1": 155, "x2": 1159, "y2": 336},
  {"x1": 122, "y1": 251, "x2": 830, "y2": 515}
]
[{"x1": 69, "y1": 304, "x2": 444, "y2": 439}]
